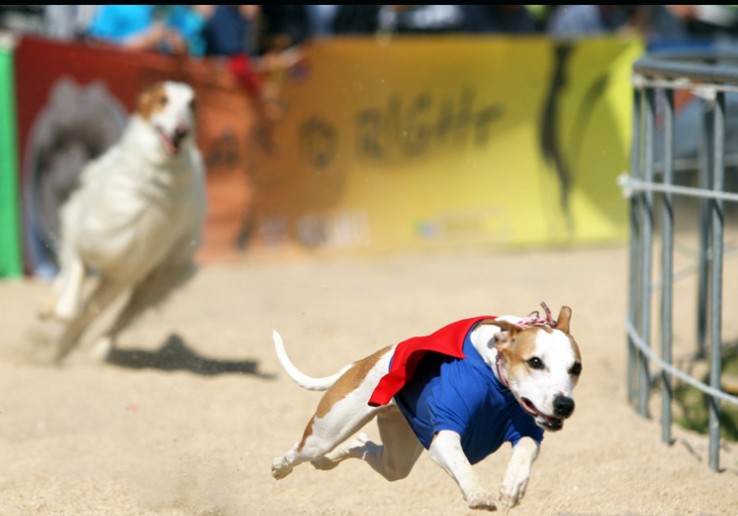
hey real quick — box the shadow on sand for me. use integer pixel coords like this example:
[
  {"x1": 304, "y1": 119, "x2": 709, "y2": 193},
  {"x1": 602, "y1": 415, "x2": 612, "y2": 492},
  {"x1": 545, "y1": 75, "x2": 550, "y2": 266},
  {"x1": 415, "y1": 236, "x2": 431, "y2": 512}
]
[{"x1": 106, "y1": 333, "x2": 275, "y2": 379}]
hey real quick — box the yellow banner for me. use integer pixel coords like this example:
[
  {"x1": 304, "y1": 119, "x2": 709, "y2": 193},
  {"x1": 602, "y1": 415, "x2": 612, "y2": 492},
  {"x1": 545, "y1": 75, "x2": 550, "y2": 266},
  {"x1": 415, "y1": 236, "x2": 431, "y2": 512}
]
[{"x1": 250, "y1": 36, "x2": 643, "y2": 257}]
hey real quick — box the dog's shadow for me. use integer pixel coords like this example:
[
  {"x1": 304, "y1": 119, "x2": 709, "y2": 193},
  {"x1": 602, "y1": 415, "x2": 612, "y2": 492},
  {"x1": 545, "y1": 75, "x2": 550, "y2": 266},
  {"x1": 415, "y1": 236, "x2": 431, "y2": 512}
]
[{"x1": 106, "y1": 333, "x2": 275, "y2": 379}]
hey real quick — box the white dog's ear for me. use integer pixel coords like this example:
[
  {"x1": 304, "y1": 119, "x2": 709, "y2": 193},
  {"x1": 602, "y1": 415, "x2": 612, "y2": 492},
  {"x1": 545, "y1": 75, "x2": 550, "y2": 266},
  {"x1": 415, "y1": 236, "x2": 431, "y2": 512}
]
[
  {"x1": 489, "y1": 320, "x2": 523, "y2": 349},
  {"x1": 556, "y1": 306, "x2": 572, "y2": 334}
]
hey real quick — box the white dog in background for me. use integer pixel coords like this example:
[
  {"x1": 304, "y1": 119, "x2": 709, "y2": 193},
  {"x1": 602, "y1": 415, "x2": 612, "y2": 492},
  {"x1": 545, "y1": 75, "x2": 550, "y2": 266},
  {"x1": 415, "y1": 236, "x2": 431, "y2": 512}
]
[{"x1": 38, "y1": 81, "x2": 207, "y2": 364}]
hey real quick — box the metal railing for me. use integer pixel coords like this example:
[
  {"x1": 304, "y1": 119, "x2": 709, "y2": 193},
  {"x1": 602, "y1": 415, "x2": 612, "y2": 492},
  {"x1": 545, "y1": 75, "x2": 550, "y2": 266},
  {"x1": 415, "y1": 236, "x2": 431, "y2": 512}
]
[{"x1": 622, "y1": 48, "x2": 738, "y2": 471}]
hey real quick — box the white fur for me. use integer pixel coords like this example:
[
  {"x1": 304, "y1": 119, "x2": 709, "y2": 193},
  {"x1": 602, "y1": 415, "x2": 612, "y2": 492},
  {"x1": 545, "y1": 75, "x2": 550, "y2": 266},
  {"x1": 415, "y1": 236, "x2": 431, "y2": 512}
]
[
  {"x1": 271, "y1": 311, "x2": 581, "y2": 512},
  {"x1": 40, "y1": 81, "x2": 207, "y2": 364},
  {"x1": 272, "y1": 329, "x2": 352, "y2": 390}
]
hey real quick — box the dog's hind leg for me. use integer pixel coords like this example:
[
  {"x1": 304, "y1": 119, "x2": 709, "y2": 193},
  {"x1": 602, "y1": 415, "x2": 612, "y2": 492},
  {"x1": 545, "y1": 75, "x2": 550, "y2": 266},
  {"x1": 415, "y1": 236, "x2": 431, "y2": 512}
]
[
  {"x1": 39, "y1": 253, "x2": 86, "y2": 321},
  {"x1": 54, "y1": 277, "x2": 126, "y2": 364},
  {"x1": 312, "y1": 405, "x2": 423, "y2": 481},
  {"x1": 272, "y1": 371, "x2": 392, "y2": 480},
  {"x1": 91, "y1": 257, "x2": 196, "y2": 359},
  {"x1": 272, "y1": 403, "x2": 382, "y2": 480}
]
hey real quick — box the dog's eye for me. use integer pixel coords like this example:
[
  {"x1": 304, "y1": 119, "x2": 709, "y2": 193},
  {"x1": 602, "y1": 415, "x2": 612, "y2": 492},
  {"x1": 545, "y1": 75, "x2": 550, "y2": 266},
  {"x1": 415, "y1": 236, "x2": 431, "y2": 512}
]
[
  {"x1": 189, "y1": 99, "x2": 197, "y2": 113},
  {"x1": 569, "y1": 362, "x2": 582, "y2": 376},
  {"x1": 158, "y1": 96, "x2": 168, "y2": 107},
  {"x1": 527, "y1": 357, "x2": 544, "y2": 370}
]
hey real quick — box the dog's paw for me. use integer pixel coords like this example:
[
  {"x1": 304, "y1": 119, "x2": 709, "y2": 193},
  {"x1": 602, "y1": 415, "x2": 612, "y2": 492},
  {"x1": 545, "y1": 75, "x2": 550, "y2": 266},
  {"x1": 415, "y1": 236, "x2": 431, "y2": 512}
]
[
  {"x1": 310, "y1": 456, "x2": 339, "y2": 471},
  {"x1": 466, "y1": 490, "x2": 497, "y2": 511},
  {"x1": 89, "y1": 336, "x2": 114, "y2": 361},
  {"x1": 498, "y1": 477, "x2": 528, "y2": 512},
  {"x1": 271, "y1": 457, "x2": 293, "y2": 480}
]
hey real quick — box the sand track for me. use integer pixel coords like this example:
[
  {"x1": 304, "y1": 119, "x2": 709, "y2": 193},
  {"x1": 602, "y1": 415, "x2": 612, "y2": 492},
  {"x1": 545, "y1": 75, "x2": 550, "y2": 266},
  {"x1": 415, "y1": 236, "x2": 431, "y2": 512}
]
[{"x1": 1, "y1": 245, "x2": 737, "y2": 515}]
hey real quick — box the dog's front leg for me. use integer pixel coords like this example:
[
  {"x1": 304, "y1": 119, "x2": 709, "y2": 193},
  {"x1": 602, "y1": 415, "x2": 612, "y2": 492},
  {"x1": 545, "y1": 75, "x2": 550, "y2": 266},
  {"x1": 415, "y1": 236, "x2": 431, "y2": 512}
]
[
  {"x1": 429, "y1": 430, "x2": 496, "y2": 511},
  {"x1": 498, "y1": 436, "x2": 540, "y2": 512}
]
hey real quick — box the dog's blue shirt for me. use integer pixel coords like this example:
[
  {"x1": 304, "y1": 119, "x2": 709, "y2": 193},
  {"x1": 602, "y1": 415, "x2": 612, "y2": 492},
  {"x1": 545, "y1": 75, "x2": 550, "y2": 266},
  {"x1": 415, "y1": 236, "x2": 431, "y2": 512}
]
[{"x1": 393, "y1": 324, "x2": 544, "y2": 464}]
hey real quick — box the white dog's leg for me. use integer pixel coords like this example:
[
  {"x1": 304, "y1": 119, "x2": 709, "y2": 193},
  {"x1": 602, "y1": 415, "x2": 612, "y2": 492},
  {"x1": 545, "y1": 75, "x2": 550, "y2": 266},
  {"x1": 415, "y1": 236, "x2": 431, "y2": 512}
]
[
  {"x1": 312, "y1": 406, "x2": 423, "y2": 481},
  {"x1": 92, "y1": 258, "x2": 196, "y2": 359},
  {"x1": 498, "y1": 436, "x2": 539, "y2": 512},
  {"x1": 429, "y1": 430, "x2": 497, "y2": 511},
  {"x1": 272, "y1": 382, "x2": 387, "y2": 480},
  {"x1": 54, "y1": 277, "x2": 127, "y2": 363},
  {"x1": 48, "y1": 255, "x2": 86, "y2": 321}
]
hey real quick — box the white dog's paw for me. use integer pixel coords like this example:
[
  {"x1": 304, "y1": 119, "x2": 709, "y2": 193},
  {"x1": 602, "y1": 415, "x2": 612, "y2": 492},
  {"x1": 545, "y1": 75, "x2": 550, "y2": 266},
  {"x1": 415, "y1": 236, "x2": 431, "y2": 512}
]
[
  {"x1": 466, "y1": 489, "x2": 498, "y2": 511},
  {"x1": 499, "y1": 477, "x2": 528, "y2": 512},
  {"x1": 310, "y1": 456, "x2": 338, "y2": 471},
  {"x1": 89, "y1": 336, "x2": 114, "y2": 361},
  {"x1": 271, "y1": 456, "x2": 293, "y2": 480}
]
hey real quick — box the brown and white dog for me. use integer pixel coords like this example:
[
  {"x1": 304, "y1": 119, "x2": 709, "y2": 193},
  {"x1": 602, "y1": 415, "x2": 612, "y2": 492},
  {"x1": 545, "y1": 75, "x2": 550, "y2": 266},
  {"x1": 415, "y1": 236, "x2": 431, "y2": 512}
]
[
  {"x1": 39, "y1": 81, "x2": 206, "y2": 364},
  {"x1": 272, "y1": 304, "x2": 582, "y2": 512}
]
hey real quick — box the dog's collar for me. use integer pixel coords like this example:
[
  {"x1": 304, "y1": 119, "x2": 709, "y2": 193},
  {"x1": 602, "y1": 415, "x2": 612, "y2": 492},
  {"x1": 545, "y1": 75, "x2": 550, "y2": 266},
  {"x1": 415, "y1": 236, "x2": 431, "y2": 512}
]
[{"x1": 495, "y1": 352, "x2": 509, "y2": 388}]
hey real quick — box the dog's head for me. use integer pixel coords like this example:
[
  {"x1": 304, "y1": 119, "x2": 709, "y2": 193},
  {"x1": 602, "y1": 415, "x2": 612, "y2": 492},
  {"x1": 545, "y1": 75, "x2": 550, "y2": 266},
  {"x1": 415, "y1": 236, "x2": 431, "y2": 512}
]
[
  {"x1": 491, "y1": 306, "x2": 582, "y2": 432},
  {"x1": 135, "y1": 81, "x2": 197, "y2": 157}
]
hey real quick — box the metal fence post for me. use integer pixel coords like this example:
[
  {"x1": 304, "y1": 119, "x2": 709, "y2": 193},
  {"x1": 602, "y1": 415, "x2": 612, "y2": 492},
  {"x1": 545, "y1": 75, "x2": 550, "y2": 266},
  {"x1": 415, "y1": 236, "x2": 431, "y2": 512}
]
[
  {"x1": 697, "y1": 95, "x2": 714, "y2": 360},
  {"x1": 708, "y1": 89, "x2": 725, "y2": 471},
  {"x1": 628, "y1": 87, "x2": 644, "y2": 406},
  {"x1": 660, "y1": 88, "x2": 675, "y2": 445},
  {"x1": 638, "y1": 87, "x2": 656, "y2": 418}
]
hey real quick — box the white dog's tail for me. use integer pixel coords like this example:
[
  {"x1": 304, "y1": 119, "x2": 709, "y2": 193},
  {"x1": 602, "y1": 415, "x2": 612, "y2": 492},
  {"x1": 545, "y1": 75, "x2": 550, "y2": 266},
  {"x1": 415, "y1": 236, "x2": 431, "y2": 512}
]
[{"x1": 272, "y1": 330, "x2": 352, "y2": 391}]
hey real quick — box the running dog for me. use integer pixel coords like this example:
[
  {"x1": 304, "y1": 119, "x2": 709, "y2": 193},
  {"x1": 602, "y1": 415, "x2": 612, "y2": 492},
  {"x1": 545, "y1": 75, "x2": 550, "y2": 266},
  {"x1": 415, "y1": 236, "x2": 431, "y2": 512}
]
[
  {"x1": 271, "y1": 303, "x2": 582, "y2": 512},
  {"x1": 38, "y1": 81, "x2": 206, "y2": 364}
]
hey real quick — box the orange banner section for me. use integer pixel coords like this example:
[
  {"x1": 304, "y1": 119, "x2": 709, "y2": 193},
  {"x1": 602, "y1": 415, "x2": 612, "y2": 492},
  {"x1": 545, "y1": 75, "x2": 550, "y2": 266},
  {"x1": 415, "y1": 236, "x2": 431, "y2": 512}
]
[{"x1": 248, "y1": 36, "x2": 643, "y2": 259}]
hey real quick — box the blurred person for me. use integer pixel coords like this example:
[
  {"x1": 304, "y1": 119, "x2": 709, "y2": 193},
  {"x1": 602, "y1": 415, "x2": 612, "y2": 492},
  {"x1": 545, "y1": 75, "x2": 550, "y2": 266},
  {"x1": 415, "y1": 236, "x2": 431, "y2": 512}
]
[
  {"x1": 545, "y1": 5, "x2": 633, "y2": 37},
  {"x1": 195, "y1": 4, "x2": 259, "y2": 57},
  {"x1": 257, "y1": 5, "x2": 310, "y2": 55},
  {"x1": 377, "y1": 5, "x2": 538, "y2": 36},
  {"x1": 251, "y1": 4, "x2": 309, "y2": 119},
  {"x1": 43, "y1": 5, "x2": 97, "y2": 41},
  {"x1": 192, "y1": 6, "x2": 278, "y2": 124},
  {"x1": 0, "y1": 5, "x2": 45, "y2": 34},
  {"x1": 377, "y1": 5, "x2": 464, "y2": 34},
  {"x1": 331, "y1": 5, "x2": 381, "y2": 35},
  {"x1": 459, "y1": 5, "x2": 538, "y2": 34},
  {"x1": 666, "y1": 5, "x2": 738, "y2": 46},
  {"x1": 305, "y1": 5, "x2": 340, "y2": 38},
  {"x1": 85, "y1": 5, "x2": 205, "y2": 56},
  {"x1": 545, "y1": 5, "x2": 689, "y2": 50}
]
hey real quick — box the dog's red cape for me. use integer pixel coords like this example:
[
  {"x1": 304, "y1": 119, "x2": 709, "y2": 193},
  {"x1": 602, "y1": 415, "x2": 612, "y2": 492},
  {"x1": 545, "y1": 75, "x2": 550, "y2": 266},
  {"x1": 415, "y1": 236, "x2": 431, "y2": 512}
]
[{"x1": 368, "y1": 316, "x2": 496, "y2": 407}]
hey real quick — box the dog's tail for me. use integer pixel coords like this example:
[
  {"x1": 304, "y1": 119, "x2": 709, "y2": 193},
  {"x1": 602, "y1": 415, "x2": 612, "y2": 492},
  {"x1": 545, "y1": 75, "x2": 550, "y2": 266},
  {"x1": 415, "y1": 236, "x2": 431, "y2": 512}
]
[{"x1": 272, "y1": 330, "x2": 352, "y2": 391}]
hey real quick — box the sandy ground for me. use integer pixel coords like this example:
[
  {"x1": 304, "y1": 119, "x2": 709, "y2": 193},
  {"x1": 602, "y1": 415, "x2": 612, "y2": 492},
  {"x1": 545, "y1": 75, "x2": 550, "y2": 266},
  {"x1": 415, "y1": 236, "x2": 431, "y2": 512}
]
[{"x1": 1, "y1": 243, "x2": 738, "y2": 516}]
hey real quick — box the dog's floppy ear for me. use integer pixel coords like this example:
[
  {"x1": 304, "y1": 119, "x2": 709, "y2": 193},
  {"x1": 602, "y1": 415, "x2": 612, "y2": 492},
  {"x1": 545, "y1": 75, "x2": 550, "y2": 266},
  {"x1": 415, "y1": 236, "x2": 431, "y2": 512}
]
[
  {"x1": 556, "y1": 306, "x2": 572, "y2": 334},
  {"x1": 136, "y1": 82, "x2": 167, "y2": 120},
  {"x1": 487, "y1": 319, "x2": 524, "y2": 350}
]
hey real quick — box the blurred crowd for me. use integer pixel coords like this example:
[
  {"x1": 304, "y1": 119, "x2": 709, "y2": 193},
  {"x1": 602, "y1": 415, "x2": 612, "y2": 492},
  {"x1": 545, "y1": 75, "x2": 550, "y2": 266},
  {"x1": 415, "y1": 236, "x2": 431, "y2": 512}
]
[
  {"x1": 3, "y1": 5, "x2": 738, "y2": 56},
  {"x1": 2, "y1": 5, "x2": 738, "y2": 127}
]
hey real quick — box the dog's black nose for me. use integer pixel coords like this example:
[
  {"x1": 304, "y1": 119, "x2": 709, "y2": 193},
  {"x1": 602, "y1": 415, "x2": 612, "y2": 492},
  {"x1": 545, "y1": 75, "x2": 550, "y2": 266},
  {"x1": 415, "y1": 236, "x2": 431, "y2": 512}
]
[
  {"x1": 174, "y1": 126, "x2": 190, "y2": 140},
  {"x1": 553, "y1": 395, "x2": 575, "y2": 418}
]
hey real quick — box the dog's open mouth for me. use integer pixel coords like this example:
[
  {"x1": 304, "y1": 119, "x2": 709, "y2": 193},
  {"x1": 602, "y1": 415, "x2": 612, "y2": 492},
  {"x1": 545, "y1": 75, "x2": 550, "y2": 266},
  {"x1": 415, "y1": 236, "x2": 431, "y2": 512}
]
[
  {"x1": 520, "y1": 397, "x2": 564, "y2": 431},
  {"x1": 157, "y1": 126, "x2": 189, "y2": 155}
]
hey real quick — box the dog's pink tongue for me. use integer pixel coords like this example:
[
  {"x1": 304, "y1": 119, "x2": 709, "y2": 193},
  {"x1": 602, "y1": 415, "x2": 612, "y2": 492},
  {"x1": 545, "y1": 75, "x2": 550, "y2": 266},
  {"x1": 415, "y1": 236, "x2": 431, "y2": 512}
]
[
  {"x1": 162, "y1": 134, "x2": 176, "y2": 154},
  {"x1": 157, "y1": 128, "x2": 177, "y2": 155}
]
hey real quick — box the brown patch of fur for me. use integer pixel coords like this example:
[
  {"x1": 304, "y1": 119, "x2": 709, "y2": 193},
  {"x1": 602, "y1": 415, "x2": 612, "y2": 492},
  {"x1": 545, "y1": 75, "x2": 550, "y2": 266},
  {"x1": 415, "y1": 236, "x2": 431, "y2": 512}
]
[
  {"x1": 136, "y1": 83, "x2": 168, "y2": 121},
  {"x1": 295, "y1": 346, "x2": 391, "y2": 453},
  {"x1": 556, "y1": 306, "x2": 572, "y2": 333},
  {"x1": 297, "y1": 415, "x2": 315, "y2": 452},
  {"x1": 569, "y1": 335, "x2": 582, "y2": 364},
  {"x1": 501, "y1": 329, "x2": 540, "y2": 382},
  {"x1": 314, "y1": 346, "x2": 392, "y2": 419}
]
